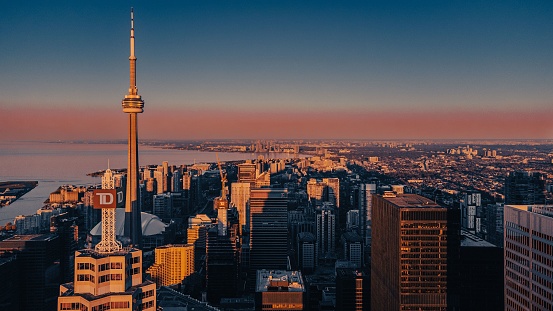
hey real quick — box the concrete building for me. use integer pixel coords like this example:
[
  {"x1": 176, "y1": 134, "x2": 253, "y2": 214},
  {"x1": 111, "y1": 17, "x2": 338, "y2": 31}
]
[
  {"x1": 504, "y1": 205, "x2": 553, "y2": 310},
  {"x1": 58, "y1": 247, "x2": 156, "y2": 311},
  {"x1": 146, "y1": 244, "x2": 195, "y2": 286},
  {"x1": 371, "y1": 193, "x2": 460, "y2": 310},
  {"x1": 255, "y1": 270, "x2": 304, "y2": 311}
]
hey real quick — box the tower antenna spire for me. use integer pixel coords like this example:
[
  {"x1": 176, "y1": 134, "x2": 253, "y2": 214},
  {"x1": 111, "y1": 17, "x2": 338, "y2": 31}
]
[{"x1": 122, "y1": 7, "x2": 144, "y2": 247}]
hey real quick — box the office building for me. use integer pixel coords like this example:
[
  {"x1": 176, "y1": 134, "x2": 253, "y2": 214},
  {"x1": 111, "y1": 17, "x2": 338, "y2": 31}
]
[
  {"x1": 371, "y1": 193, "x2": 460, "y2": 310},
  {"x1": 341, "y1": 231, "x2": 363, "y2": 268},
  {"x1": 505, "y1": 171, "x2": 546, "y2": 205},
  {"x1": 504, "y1": 205, "x2": 553, "y2": 310},
  {"x1": 459, "y1": 231, "x2": 503, "y2": 311},
  {"x1": 322, "y1": 178, "x2": 340, "y2": 208},
  {"x1": 206, "y1": 225, "x2": 240, "y2": 304},
  {"x1": 238, "y1": 162, "x2": 257, "y2": 187},
  {"x1": 146, "y1": 244, "x2": 195, "y2": 286},
  {"x1": 255, "y1": 270, "x2": 304, "y2": 311},
  {"x1": 0, "y1": 234, "x2": 60, "y2": 311},
  {"x1": 346, "y1": 209, "x2": 360, "y2": 231},
  {"x1": 315, "y1": 202, "x2": 335, "y2": 258},
  {"x1": 460, "y1": 191, "x2": 481, "y2": 233},
  {"x1": 297, "y1": 232, "x2": 316, "y2": 273},
  {"x1": 231, "y1": 182, "x2": 251, "y2": 235},
  {"x1": 249, "y1": 188, "x2": 289, "y2": 272},
  {"x1": 359, "y1": 183, "x2": 376, "y2": 246},
  {"x1": 335, "y1": 268, "x2": 365, "y2": 311},
  {"x1": 153, "y1": 193, "x2": 172, "y2": 221}
]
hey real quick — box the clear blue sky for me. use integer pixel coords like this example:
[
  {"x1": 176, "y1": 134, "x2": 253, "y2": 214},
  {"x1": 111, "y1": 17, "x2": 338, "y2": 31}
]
[{"x1": 2, "y1": 1, "x2": 553, "y2": 140}]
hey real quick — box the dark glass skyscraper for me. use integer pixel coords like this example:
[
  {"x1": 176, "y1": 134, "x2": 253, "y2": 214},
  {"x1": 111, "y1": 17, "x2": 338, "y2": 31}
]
[
  {"x1": 371, "y1": 193, "x2": 460, "y2": 311},
  {"x1": 249, "y1": 188, "x2": 289, "y2": 272}
]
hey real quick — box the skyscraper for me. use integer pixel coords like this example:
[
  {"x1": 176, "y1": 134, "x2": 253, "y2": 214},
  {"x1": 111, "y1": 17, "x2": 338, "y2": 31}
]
[
  {"x1": 371, "y1": 193, "x2": 460, "y2": 310},
  {"x1": 359, "y1": 183, "x2": 376, "y2": 246},
  {"x1": 122, "y1": 8, "x2": 144, "y2": 247},
  {"x1": 249, "y1": 188, "x2": 289, "y2": 272},
  {"x1": 315, "y1": 202, "x2": 335, "y2": 258},
  {"x1": 504, "y1": 171, "x2": 547, "y2": 205},
  {"x1": 231, "y1": 182, "x2": 251, "y2": 235},
  {"x1": 504, "y1": 205, "x2": 553, "y2": 310}
]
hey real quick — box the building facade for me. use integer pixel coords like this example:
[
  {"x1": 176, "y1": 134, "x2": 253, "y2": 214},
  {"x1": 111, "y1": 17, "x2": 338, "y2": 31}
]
[
  {"x1": 371, "y1": 193, "x2": 459, "y2": 311},
  {"x1": 504, "y1": 205, "x2": 553, "y2": 311}
]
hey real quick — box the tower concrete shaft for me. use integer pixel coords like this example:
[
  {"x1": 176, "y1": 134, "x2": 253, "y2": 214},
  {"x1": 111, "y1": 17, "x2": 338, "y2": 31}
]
[{"x1": 122, "y1": 8, "x2": 144, "y2": 247}]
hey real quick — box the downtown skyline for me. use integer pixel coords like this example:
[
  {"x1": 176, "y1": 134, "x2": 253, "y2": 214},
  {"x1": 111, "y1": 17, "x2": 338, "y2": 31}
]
[{"x1": 2, "y1": 1, "x2": 553, "y2": 140}]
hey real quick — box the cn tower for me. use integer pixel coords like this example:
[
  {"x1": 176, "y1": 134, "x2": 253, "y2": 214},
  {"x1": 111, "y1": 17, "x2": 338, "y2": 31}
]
[{"x1": 122, "y1": 8, "x2": 143, "y2": 247}]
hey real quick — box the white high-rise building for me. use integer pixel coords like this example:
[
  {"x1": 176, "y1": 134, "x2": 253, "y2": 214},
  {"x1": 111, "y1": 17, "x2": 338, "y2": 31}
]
[{"x1": 504, "y1": 205, "x2": 553, "y2": 311}]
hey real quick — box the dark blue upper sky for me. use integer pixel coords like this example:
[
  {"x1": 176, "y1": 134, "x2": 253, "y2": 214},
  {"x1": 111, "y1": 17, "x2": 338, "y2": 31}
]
[{"x1": 2, "y1": 0, "x2": 553, "y2": 114}]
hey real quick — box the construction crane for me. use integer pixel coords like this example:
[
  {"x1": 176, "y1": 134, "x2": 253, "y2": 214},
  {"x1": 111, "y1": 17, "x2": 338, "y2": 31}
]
[
  {"x1": 216, "y1": 153, "x2": 228, "y2": 199},
  {"x1": 215, "y1": 153, "x2": 229, "y2": 236}
]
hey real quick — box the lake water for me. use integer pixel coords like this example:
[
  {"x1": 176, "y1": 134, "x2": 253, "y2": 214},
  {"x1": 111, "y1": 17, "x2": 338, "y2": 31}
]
[{"x1": 0, "y1": 141, "x2": 293, "y2": 224}]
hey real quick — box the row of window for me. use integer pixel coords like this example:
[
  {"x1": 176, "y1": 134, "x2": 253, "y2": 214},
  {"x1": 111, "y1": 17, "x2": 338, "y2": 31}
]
[
  {"x1": 59, "y1": 302, "x2": 86, "y2": 311},
  {"x1": 91, "y1": 301, "x2": 129, "y2": 311}
]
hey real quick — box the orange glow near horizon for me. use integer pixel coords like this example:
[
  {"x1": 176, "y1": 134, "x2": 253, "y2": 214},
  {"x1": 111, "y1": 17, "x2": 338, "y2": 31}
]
[{"x1": 2, "y1": 107, "x2": 553, "y2": 141}]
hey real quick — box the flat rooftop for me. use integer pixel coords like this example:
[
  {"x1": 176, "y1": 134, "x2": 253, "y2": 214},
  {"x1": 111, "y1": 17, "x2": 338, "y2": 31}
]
[
  {"x1": 382, "y1": 193, "x2": 441, "y2": 208},
  {"x1": 256, "y1": 270, "x2": 305, "y2": 293},
  {"x1": 461, "y1": 230, "x2": 497, "y2": 248},
  {"x1": 507, "y1": 205, "x2": 553, "y2": 219}
]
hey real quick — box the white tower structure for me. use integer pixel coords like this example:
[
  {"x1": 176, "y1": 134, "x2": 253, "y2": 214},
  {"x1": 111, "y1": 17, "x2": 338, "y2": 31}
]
[
  {"x1": 122, "y1": 8, "x2": 144, "y2": 247},
  {"x1": 101, "y1": 161, "x2": 115, "y2": 190}
]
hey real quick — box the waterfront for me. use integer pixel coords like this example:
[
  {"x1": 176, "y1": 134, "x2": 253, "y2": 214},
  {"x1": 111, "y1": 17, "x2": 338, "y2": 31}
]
[{"x1": 0, "y1": 141, "x2": 293, "y2": 224}]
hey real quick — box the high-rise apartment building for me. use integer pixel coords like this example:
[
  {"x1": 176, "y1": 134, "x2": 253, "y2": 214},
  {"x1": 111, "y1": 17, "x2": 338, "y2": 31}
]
[
  {"x1": 249, "y1": 189, "x2": 289, "y2": 272},
  {"x1": 371, "y1": 193, "x2": 460, "y2": 310},
  {"x1": 146, "y1": 244, "x2": 195, "y2": 286},
  {"x1": 504, "y1": 205, "x2": 553, "y2": 310}
]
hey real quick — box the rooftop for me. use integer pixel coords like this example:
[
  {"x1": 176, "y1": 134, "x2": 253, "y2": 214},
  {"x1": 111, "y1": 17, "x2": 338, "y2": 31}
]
[
  {"x1": 381, "y1": 193, "x2": 441, "y2": 209},
  {"x1": 507, "y1": 205, "x2": 553, "y2": 219},
  {"x1": 460, "y1": 230, "x2": 497, "y2": 248},
  {"x1": 256, "y1": 270, "x2": 305, "y2": 293}
]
